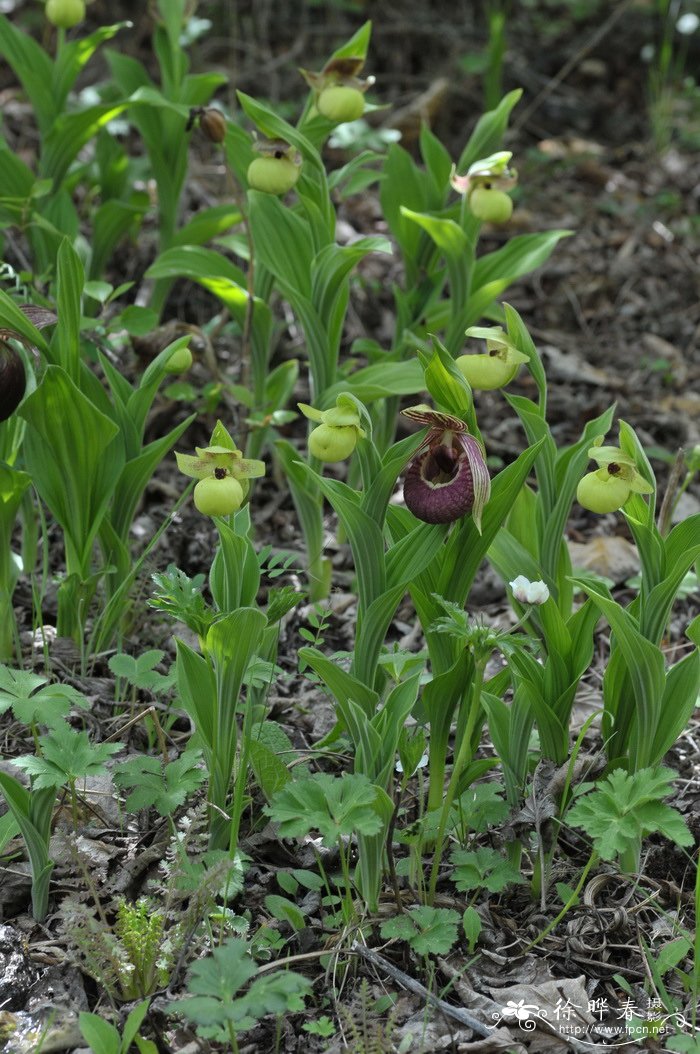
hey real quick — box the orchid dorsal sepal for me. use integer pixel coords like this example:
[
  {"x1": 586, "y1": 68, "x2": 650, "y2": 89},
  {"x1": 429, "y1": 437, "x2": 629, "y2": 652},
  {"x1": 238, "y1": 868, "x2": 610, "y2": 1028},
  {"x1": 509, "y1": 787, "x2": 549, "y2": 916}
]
[
  {"x1": 450, "y1": 152, "x2": 518, "y2": 196},
  {"x1": 468, "y1": 151, "x2": 515, "y2": 178},
  {"x1": 300, "y1": 393, "x2": 369, "y2": 463},
  {"x1": 298, "y1": 403, "x2": 324, "y2": 423},
  {"x1": 457, "y1": 327, "x2": 529, "y2": 391},
  {"x1": 298, "y1": 393, "x2": 369, "y2": 436},
  {"x1": 586, "y1": 444, "x2": 654, "y2": 494},
  {"x1": 209, "y1": 420, "x2": 237, "y2": 451},
  {"x1": 401, "y1": 405, "x2": 466, "y2": 432},
  {"x1": 176, "y1": 420, "x2": 265, "y2": 483},
  {"x1": 250, "y1": 136, "x2": 300, "y2": 165},
  {"x1": 300, "y1": 55, "x2": 372, "y2": 94},
  {"x1": 464, "y1": 326, "x2": 529, "y2": 364}
]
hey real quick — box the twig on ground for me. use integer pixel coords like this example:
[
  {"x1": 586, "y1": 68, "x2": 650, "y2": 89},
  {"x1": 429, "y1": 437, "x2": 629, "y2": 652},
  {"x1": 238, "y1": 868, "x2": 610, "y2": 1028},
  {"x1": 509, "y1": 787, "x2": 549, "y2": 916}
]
[{"x1": 350, "y1": 941, "x2": 491, "y2": 1038}]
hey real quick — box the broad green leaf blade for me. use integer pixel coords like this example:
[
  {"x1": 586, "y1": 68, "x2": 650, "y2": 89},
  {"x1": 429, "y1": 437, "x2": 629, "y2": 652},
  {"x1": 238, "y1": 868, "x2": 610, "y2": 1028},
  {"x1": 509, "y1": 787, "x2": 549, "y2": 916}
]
[
  {"x1": 0, "y1": 15, "x2": 54, "y2": 133},
  {"x1": 18, "y1": 367, "x2": 124, "y2": 573},
  {"x1": 40, "y1": 104, "x2": 130, "y2": 186},
  {"x1": 573, "y1": 579, "x2": 666, "y2": 771},
  {"x1": 467, "y1": 231, "x2": 572, "y2": 322},
  {"x1": 650, "y1": 650, "x2": 700, "y2": 764},
  {"x1": 78, "y1": 1013, "x2": 121, "y2": 1054},
  {"x1": 53, "y1": 239, "x2": 84, "y2": 381},
  {"x1": 457, "y1": 89, "x2": 523, "y2": 172}
]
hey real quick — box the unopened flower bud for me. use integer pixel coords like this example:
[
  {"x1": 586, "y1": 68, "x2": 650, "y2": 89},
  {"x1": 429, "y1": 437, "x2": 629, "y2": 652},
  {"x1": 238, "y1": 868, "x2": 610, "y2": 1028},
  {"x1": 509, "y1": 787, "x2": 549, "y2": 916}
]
[
  {"x1": 509, "y1": 576, "x2": 550, "y2": 605},
  {"x1": 199, "y1": 108, "x2": 227, "y2": 144},
  {"x1": 164, "y1": 347, "x2": 193, "y2": 374},
  {"x1": 46, "y1": 0, "x2": 85, "y2": 27}
]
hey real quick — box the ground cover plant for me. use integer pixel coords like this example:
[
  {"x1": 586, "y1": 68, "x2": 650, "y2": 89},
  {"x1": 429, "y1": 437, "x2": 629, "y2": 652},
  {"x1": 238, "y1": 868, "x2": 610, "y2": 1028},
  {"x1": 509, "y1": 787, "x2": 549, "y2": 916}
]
[{"x1": 0, "y1": 1, "x2": 699, "y2": 1052}]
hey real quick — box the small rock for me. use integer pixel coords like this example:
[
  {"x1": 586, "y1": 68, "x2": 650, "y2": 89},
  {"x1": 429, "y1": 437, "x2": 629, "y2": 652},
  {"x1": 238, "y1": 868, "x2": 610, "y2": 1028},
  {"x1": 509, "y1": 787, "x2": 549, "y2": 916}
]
[
  {"x1": 0, "y1": 1008, "x2": 82, "y2": 1054},
  {"x1": 568, "y1": 536, "x2": 640, "y2": 584},
  {"x1": 0, "y1": 925, "x2": 37, "y2": 1011},
  {"x1": 25, "y1": 964, "x2": 88, "y2": 1015}
]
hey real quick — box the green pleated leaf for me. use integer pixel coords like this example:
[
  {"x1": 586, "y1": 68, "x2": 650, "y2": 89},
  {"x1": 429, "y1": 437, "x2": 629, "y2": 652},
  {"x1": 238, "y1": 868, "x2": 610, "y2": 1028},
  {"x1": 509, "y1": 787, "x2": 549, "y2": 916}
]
[
  {"x1": 311, "y1": 472, "x2": 386, "y2": 609},
  {"x1": 0, "y1": 15, "x2": 54, "y2": 134},
  {"x1": 469, "y1": 231, "x2": 572, "y2": 319},
  {"x1": 52, "y1": 21, "x2": 129, "y2": 116},
  {"x1": 109, "y1": 416, "x2": 195, "y2": 541},
  {"x1": 53, "y1": 239, "x2": 84, "y2": 381},
  {"x1": 650, "y1": 650, "x2": 700, "y2": 764},
  {"x1": 456, "y1": 89, "x2": 523, "y2": 173},
  {"x1": 400, "y1": 208, "x2": 469, "y2": 260},
  {"x1": 40, "y1": 104, "x2": 130, "y2": 186},
  {"x1": 18, "y1": 367, "x2": 124, "y2": 572},
  {"x1": 323, "y1": 360, "x2": 425, "y2": 405},
  {"x1": 248, "y1": 192, "x2": 314, "y2": 298},
  {"x1": 573, "y1": 579, "x2": 666, "y2": 771},
  {"x1": 173, "y1": 204, "x2": 242, "y2": 247},
  {"x1": 299, "y1": 646, "x2": 379, "y2": 721}
]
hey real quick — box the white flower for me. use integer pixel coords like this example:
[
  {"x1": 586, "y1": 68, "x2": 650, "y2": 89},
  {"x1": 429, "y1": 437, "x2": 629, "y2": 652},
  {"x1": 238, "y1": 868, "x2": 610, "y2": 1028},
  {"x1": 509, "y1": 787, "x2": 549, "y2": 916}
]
[
  {"x1": 509, "y1": 576, "x2": 550, "y2": 605},
  {"x1": 677, "y1": 12, "x2": 699, "y2": 34}
]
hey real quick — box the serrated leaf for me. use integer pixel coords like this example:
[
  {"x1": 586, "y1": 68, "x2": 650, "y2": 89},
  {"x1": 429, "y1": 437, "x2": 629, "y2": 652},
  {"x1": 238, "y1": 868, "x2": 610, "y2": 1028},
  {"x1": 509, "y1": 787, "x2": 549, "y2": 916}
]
[
  {"x1": 457, "y1": 783, "x2": 509, "y2": 832},
  {"x1": 567, "y1": 766, "x2": 693, "y2": 862},
  {"x1": 13, "y1": 721, "x2": 122, "y2": 789},
  {"x1": 451, "y1": 847, "x2": 525, "y2": 893},
  {"x1": 113, "y1": 750, "x2": 205, "y2": 816},
  {"x1": 266, "y1": 772, "x2": 384, "y2": 846},
  {"x1": 380, "y1": 906, "x2": 460, "y2": 955}
]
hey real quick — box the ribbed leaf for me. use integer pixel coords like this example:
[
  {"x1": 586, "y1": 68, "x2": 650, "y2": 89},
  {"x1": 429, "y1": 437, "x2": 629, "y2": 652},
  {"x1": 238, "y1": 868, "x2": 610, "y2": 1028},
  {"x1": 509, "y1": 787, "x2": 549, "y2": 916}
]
[
  {"x1": 0, "y1": 15, "x2": 54, "y2": 133},
  {"x1": 456, "y1": 89, "x2": 522, "y2": 172},
  {"x1": 40, "y1": 104, "x2": 129, "y2": 185},
  {"x1": 299, "y1": 646, "x2": 378, "y2": 719},
  {"x1": 574, "y1": 579, "x2": 666, "y2": 771},
  {"x1": 19, "y1": 367, "x2": 124, "y2": 573}
]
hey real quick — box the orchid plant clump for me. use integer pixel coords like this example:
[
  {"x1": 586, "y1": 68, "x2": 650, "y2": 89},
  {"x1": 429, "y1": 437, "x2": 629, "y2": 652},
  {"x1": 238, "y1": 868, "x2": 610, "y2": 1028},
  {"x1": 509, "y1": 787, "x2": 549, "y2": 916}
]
[{"x1": 0, "y1": 8, "x2": 698, "y2": 1046}]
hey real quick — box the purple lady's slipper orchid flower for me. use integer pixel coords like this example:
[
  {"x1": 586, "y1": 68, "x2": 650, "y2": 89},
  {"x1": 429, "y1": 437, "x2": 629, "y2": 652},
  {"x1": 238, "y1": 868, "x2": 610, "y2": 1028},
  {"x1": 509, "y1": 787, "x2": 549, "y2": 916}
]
[{"x1": 401, "y1": 405, "x2": 491, "y2": 530}]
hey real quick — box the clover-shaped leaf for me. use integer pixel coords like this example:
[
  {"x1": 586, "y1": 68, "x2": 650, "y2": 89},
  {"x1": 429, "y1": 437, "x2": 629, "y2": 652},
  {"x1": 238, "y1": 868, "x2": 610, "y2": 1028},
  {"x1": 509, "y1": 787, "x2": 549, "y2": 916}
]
[
  {"x1": 380, "y1": 906, "x2": 460, "y2": 956},
  {"x1": 450, "y1": 846, "x2": 525, "y2": 893},
  {"x1": 266, "y1": 773, "x2": 385, "y2": 846},
  {"x1": 567, "y1": 766, "x2": 692, "y2": 862}
]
